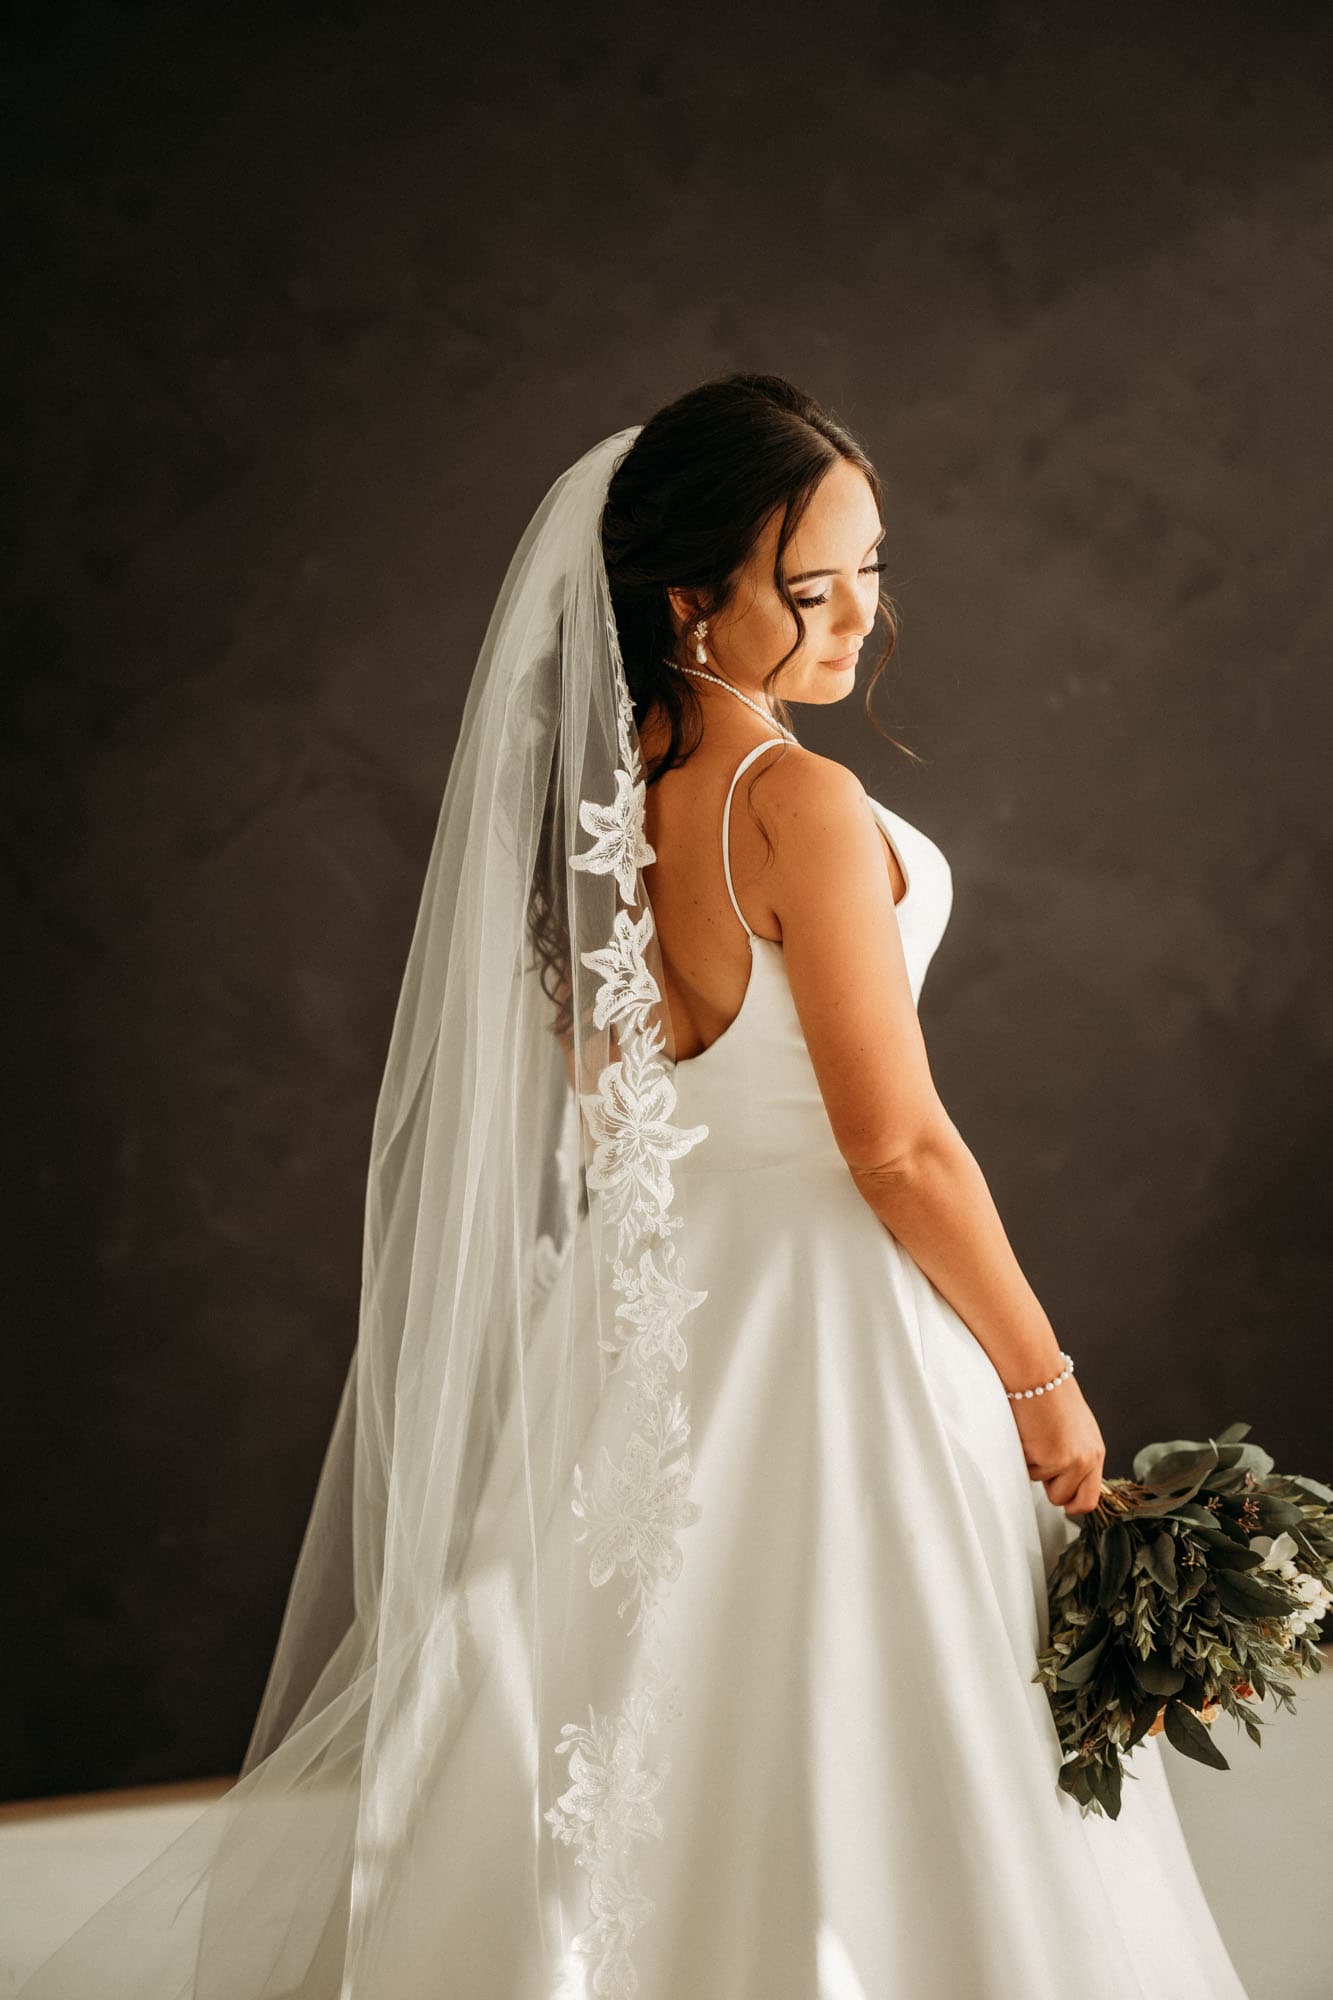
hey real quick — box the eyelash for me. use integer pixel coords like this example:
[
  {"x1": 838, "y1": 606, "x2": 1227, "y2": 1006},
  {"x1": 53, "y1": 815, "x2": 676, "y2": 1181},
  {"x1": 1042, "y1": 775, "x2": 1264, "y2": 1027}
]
[{"x1": 794, "y1": 561, "x2": 887, "y2": 608}]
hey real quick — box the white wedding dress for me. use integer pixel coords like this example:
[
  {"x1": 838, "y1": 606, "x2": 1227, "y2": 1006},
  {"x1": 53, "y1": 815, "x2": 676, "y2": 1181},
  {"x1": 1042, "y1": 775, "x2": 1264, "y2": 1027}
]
[{"x1": 347, "y1": 737, "x2": 1251, "y2": 2000}]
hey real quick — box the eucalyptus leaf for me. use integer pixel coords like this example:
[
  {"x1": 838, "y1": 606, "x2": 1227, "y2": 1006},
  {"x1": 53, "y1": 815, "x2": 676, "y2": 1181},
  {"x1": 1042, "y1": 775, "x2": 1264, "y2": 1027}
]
[
  {"x1": 1097, "y1": 1522, "x2": 1133, "y2": 1610},
  {"x1": 1056, "y1": 1626, "x2": 1112, "y2": 1688},
  {"x1": 1231, "y1": 1443, "x2": 1276, "y2": 1478},
  {"x1": 1142, "y1": 1530, "x2": 1178, "y2": 1592},
  {"x1": 1129, "y1": 1653, "x2": 1186, "y2": 1696},
  {"x1": 1178, "y1": 1564, "x2": 1210, "y2": 1605},
  {"x1": 1204, "y1": 1540, "x2": 1266, "y2": 1572},
  {"x1": 1133, "y1": 1483, "x2": 1212, "y2": 1518},
  {"x1": 1088, "y1": 1755, "x2": 1122, "y2": 1819},
  {"x1": 1207, "y1": 1514, "x2": 1253, "y2": 1546},
  {"x1": 1208, "y1": 1467, "x2": 1252, "y2": 1494},
  {"x1": 1127, "y1": 1697, "x2": 1163, "y2": 1749},
  {"x1": 1165, "y1": 1503, "x2": 1227, "y2": 1530},
  {"x1": 1214, "y1": 1571, "x2": 1298, "y2": 1619},
  {"x1": 1162, "y1": 1700, "x2": 1230, "y2": 1771},
  {"x1": 1132, "y1": 1440, "x2": 1219, "y2": 1486}
]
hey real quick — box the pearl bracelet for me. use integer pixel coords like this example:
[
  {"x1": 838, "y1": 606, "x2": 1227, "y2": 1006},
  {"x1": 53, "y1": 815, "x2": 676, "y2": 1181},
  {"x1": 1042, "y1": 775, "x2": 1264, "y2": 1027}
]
[{"x1": 1005, "y1": 1351, "x2": 1075, "y2": 1402}]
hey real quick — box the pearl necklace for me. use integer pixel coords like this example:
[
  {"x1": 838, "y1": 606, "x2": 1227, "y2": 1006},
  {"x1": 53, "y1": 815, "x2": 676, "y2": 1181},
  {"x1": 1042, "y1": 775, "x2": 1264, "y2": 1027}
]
[{"x1": 677, "y1": 663, "x2": 797, "y2": 740}]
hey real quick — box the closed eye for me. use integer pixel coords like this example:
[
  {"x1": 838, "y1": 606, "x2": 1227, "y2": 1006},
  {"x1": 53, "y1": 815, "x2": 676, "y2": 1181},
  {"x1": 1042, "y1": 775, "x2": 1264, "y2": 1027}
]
[{"x1": 795, "y1": 561, "x2": 887, "y2": 609}]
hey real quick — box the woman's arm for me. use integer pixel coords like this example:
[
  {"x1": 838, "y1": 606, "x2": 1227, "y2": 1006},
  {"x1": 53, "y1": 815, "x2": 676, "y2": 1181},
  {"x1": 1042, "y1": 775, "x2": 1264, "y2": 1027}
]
[
  {"x1": 758, "y1": 750, "x2": 1065, "y2": 1394},
  {"x1": 843, "y1": 1118, "x2": 1065, "y2": 1390}
]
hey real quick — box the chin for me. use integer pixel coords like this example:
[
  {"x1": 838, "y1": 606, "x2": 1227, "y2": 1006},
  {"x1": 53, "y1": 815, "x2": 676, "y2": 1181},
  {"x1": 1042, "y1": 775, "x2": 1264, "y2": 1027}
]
[{"x1": 782, "y1": 663, "x2": 858, "y2": 706}]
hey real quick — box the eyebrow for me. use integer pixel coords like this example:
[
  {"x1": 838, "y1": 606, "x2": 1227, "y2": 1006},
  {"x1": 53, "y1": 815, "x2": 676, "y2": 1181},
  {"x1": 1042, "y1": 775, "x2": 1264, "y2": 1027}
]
[{"x1": 784, "y1": 526, "x2": 886, "y2": 586}]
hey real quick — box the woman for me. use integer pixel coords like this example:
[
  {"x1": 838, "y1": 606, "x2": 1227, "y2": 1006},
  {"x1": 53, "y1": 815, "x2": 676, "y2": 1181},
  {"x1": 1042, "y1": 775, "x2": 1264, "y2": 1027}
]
[{"x1": 15, "y1": 374, "x2": 1248, "y2": 1998}]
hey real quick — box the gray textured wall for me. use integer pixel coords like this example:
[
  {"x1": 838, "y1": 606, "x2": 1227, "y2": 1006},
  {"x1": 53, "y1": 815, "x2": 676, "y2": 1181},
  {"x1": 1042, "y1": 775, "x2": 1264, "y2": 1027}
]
[{"x1": 5, "y1": 3, "x2": 1330, "y2": 1799}]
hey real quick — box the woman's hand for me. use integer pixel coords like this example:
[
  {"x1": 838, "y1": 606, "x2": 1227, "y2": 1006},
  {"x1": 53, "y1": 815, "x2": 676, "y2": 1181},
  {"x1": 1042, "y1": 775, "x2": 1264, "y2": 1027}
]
[{"x1": 1008, "y1": 1377, "x2": 1107, "y2": 1517}]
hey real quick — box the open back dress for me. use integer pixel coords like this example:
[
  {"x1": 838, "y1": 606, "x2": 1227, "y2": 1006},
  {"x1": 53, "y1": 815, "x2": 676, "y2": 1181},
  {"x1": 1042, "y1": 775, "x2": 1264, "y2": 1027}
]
[{"x1": 316, "y1": 735, "x2": 1251, "y2": 2000}]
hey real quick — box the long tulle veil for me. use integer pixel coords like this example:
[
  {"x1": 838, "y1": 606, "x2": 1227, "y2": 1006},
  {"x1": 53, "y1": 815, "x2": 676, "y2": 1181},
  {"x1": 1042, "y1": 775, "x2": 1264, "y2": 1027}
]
[{"x1": 17, "y1": 423, "x2": 715, "y2": 2000}]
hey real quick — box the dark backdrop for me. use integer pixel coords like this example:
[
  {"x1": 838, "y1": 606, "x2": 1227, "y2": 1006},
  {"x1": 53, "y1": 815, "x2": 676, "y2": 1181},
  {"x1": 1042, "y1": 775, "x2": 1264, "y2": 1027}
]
[{"x1": 4, "y1": 3, "x2": 1330, "y2": 1801}]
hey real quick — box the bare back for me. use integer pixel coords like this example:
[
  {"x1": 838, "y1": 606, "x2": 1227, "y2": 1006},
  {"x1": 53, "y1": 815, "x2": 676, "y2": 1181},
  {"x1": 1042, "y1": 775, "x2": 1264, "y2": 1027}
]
[{"x1": 638, "y1": 706, "x2": 908, "y2": 1064}]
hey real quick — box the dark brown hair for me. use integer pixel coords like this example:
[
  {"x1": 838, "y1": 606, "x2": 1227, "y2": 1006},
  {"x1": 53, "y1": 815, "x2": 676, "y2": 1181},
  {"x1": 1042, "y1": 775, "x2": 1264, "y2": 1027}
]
[
  {"x1": 602, "y1": 370, "x2": 912, "y2": 787},
  {"x1": 533, "y1": 372, "x2": 914, "y2": 1046}
]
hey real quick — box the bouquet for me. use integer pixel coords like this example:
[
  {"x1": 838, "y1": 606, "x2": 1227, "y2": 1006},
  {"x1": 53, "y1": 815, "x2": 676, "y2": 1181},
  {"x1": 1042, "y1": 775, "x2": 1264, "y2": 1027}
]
[{"x1": 1033, "y1": 1421, "x2": 1333, "y2": 1819}]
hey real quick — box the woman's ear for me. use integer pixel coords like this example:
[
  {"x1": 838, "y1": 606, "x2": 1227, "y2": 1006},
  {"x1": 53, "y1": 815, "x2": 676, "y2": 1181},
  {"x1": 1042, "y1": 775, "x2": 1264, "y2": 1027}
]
[{"x1": 666, "y1": 585, "x2": 706, "y2": 633}]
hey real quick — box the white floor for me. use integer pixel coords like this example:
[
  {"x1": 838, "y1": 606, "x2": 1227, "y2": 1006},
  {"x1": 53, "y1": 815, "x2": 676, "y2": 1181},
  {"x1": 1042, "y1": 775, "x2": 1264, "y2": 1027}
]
[{"x1": 2, "y1": 1658, "x2": 1330, "y2": 1998}]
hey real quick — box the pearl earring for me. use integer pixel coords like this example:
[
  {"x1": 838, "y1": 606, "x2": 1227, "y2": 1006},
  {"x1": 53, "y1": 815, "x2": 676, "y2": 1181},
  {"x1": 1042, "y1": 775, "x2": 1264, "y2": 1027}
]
[{"x1": 693, "y1": 620, "x2": 708, "y2": 664}]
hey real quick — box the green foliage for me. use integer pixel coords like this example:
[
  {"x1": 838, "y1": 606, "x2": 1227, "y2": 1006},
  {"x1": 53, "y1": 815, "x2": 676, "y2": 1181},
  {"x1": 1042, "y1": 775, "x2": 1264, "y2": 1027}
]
[{"x1": 1033, "y1": 1422, "x2": 1332, "y2": 1818}]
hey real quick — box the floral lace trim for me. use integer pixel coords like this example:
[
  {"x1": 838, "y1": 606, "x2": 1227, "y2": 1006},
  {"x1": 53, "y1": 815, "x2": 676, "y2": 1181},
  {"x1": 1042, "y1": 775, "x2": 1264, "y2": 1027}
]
[{"x1": 543, "y1": 616, "x2": 709, "y2": 1998}]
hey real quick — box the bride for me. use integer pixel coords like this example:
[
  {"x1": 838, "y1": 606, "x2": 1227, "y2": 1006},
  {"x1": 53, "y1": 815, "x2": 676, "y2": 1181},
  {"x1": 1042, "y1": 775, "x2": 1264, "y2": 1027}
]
[{"x1": 16, "y1": 372, "x2": 1248, "y2": 1998}]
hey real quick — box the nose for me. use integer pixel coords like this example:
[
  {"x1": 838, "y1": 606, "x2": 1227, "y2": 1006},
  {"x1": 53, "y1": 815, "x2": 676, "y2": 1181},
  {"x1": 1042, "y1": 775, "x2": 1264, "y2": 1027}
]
[{"x1": 833, "y1": 578, "x2": 879, "y2": 647}]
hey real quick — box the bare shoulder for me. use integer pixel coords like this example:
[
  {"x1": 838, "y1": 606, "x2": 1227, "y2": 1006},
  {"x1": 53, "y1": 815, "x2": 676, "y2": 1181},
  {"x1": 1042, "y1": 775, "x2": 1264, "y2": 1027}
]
[
  {"x1": 745, "y1": 740, "x2": 866, "y2": 812},
  {"x1": 742, "y1": 741, "x2": 938, "y2": 1170},
  {"x1": 745, "y1": 743, "x2": 872, "y2": 858}
]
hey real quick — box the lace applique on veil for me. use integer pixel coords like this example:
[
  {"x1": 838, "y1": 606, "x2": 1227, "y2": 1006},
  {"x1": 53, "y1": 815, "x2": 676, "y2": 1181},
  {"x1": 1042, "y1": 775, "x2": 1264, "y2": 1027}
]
[{"x1": 543, "y1": 616, "x2": 710, "y2": 1999}]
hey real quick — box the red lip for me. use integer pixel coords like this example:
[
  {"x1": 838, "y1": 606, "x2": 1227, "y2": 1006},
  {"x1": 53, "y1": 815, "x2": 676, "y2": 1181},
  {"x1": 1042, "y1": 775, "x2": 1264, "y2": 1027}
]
[{"x1": 822, "y1": 651, "x2": 859, "y2": 667}]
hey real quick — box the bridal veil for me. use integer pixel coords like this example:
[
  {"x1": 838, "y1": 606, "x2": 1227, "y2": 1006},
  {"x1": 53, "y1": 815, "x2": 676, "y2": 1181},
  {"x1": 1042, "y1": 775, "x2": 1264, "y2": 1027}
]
[{"x1": 18, "y1": 423, "x2": 714, "y2": 2000}]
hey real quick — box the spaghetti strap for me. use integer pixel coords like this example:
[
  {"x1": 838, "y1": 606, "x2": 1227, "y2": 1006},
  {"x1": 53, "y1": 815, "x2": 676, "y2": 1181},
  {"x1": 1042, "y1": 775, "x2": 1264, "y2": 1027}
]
[{"x1": 721, "y1": 737, "x2": 787, "y2": 940}]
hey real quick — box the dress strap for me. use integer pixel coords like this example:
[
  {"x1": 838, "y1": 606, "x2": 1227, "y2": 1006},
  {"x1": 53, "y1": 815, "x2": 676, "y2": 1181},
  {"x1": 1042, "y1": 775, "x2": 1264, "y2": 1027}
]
[{"x1": 721, "y1": 738, "x2": 788, "y2": 940}]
